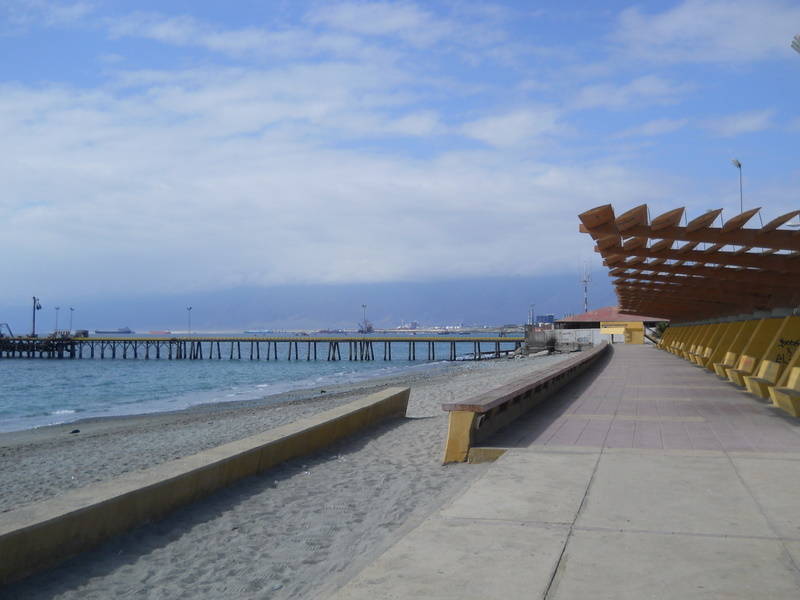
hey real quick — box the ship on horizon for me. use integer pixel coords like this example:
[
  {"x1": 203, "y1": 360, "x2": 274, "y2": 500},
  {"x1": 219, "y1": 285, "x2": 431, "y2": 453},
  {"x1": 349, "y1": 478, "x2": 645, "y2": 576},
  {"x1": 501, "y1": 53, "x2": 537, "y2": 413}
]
[{"x1": 94, "y1": 327, "x2": 134, "y2": 335}]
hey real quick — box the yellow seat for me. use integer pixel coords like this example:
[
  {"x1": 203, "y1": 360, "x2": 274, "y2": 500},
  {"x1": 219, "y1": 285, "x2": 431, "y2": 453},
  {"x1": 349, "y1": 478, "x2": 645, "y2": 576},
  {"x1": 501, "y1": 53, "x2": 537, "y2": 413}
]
[
  {"x1": 770, "y1": 367, "x2": 800, "y2": 417},
  {"x1": 727, "y1": 355, "x2": 757, "y2": 386},
  {"x1": 744, "y1": 361, "x2": 783, "y2": 399},
  {"x1": 714, "y1": 352, "x2": 738, "y2": 377},
  {"x1": 694, "y1": 347, "x2": 713, "y2": 367}
]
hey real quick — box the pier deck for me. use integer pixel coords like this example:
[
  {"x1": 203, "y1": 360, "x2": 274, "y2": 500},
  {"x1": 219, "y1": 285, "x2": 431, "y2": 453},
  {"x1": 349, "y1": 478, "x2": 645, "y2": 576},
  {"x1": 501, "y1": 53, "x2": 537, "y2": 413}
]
[{"x1": 0, "y1": 335, "x2": 524, "y2": 362}]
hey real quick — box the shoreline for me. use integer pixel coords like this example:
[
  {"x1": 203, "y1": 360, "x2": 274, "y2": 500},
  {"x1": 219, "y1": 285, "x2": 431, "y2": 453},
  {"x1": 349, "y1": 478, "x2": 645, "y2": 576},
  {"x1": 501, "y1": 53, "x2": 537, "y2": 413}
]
[
  {"x1": 0, "y1": 354, "x2": 475, "y2": 437},
  {"x1": 2, "y1": 350, "x2": 575, "y2": 599},
  {"x1": 0, "y1": 357, "x2": 473, "y2": 448},
  {"x1": 0, "y1": 356, "x2": 524, "y2": 513}
]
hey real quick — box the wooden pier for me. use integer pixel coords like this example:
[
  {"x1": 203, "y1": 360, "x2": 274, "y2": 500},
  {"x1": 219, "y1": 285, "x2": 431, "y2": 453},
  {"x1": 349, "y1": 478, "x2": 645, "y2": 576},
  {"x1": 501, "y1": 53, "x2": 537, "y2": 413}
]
[{"x1": 0, "y1": 335, "x2": 524, "y2": 362}]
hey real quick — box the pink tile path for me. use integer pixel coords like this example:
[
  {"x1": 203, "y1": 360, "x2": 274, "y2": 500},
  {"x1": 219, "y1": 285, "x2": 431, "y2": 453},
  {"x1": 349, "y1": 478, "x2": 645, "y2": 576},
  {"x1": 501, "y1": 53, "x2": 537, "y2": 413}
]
[{"x1": 487, "y1": 345, "x2": 800, "y2": 453}]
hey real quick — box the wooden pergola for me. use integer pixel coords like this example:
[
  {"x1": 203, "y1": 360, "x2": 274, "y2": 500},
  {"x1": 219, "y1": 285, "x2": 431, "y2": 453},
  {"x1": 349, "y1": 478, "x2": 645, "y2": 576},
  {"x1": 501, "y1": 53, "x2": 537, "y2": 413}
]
[{"x1": 578, "y1": 204, "x2": 800, "y2": 324}]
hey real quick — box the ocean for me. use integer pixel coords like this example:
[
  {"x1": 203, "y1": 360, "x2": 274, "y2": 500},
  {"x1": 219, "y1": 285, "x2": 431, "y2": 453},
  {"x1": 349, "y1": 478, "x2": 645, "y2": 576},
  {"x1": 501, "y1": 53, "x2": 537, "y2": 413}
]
[{"x1": 0, "y1": 336, "x2": 492, "y2": 433}]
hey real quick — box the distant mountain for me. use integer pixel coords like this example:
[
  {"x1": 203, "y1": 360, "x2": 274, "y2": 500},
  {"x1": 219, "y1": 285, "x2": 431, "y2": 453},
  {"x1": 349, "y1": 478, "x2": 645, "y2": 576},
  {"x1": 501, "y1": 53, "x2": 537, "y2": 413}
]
[{"x1": 1, "y1": 275, "x2": 616, "y2": 334}]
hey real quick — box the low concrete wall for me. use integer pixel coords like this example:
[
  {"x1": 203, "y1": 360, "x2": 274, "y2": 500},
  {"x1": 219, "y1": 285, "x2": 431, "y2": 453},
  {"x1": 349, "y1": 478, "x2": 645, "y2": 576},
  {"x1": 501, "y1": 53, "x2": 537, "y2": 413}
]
[
  {"x1": 442, "y1": 343, "x2": 609, "y2": 464},
  {"x1": 0, "y1": 387, "x2": 410, "y2": 587}
]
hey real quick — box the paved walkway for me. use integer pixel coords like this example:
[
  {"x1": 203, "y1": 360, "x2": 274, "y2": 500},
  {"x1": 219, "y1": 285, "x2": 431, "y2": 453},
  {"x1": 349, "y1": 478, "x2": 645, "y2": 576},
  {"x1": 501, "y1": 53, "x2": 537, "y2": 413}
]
[{"x1": 324, "y1": 345, "x2": 800, "y2": 599}]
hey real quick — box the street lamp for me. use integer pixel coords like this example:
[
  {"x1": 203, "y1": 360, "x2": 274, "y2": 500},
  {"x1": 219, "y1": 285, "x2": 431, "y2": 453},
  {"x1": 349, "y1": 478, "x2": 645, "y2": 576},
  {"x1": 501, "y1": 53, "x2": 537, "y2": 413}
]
[
  {"x1": 731, "y1": 159, "x2": 742, "y2": 213},
  {"x1": 31, "y1": 297, "x2": 42, "y2": 337},
  {"x1": 69, "y1": 308, "x2": 74, "y2": 333},
  {"x1": 187, "y1": 307, "x2": 192, "y2": 334},
  {"x1": 55, "y1": 307, "x2": 60, "y2": 332}
]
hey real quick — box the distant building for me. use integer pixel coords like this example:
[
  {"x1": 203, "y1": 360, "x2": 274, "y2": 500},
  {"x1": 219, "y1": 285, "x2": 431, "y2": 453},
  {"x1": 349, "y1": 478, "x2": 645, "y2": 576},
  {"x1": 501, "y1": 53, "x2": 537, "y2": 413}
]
[{"x1": 556, "y1": 306, "x2": 667, "y2": 345}]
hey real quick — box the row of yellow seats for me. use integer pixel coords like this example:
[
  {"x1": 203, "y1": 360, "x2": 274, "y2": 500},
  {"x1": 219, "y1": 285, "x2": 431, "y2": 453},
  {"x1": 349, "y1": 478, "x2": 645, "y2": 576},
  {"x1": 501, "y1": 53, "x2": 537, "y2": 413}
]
[{"x1": 657, "y1": 316, "x2": 800, "y2": 416}]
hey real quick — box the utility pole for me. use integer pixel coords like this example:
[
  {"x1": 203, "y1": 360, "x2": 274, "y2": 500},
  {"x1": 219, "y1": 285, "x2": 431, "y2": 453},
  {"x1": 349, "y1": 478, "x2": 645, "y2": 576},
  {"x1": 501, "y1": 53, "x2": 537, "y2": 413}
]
[{"x1": 31, "y1": 297, "x2": 42, "y2": 337}]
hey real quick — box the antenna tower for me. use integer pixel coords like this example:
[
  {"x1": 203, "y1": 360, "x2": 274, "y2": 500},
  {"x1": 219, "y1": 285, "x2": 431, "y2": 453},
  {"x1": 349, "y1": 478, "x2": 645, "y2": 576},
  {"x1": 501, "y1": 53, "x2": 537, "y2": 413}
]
[{"x1": 582, "y1": 263, "x2": 590, "y2": 313}]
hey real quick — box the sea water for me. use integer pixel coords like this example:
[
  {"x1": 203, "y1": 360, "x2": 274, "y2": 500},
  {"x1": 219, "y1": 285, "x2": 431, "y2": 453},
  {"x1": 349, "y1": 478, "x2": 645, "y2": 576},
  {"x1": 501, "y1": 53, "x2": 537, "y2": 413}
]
[{"x1": 0, "y1": 337, "x2": 484, "y2": 433}]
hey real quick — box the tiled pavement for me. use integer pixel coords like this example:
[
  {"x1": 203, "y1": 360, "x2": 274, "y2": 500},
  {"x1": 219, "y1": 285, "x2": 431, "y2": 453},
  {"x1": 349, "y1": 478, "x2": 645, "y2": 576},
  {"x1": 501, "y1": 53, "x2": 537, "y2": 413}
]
[
  {"x1": 490, "y1": 346, "x2": 800, "y2": 453},
  {"x1": 323, "y1": 345, "x2": 800, "y2": 599}
]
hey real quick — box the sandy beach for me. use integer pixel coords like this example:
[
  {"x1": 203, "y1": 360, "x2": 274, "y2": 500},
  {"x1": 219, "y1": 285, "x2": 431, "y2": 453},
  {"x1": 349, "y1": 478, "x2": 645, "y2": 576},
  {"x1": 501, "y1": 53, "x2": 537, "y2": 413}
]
[{"x1": 1, "y1": 352, "x2": 574, "y2": 599}]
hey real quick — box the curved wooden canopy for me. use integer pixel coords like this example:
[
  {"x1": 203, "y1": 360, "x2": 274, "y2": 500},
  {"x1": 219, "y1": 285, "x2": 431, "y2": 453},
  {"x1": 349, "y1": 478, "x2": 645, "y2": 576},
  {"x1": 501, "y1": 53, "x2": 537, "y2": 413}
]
[{"x1": 579, "y1": 204, "x2": 800, "y2": 323}]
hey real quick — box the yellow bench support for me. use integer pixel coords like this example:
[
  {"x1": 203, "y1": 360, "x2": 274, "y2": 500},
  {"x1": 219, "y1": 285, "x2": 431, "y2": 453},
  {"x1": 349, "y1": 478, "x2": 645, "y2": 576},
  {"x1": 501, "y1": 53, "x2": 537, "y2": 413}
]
[
  {"x1": 744, "y1": 361, "x2": 784, "y2": 399},
  {"x1": 714, "y1": 351, "x2": 739, "y2": 377},
  {"x1": 728, "y1": 355, "x2": 757, "y2": 386},
  {"x1": 726, "y1": 318, "x2": 786, "y2": 386},
  {"x1": 770, "y1": 367, "x2": 800, "y2": 417},
  {"x1": 705, "y1": 321, "x2": 746, "y2": 373},
  {"x1": 692, "y1": 346, "x2": 713, "y2": 366}
]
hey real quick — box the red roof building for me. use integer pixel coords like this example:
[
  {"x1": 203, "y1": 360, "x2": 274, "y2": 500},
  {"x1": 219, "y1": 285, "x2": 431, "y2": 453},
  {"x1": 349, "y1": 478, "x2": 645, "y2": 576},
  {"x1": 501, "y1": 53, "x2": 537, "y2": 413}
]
[{"x1": 558, "y1": 306, "x2": 667, "y2": 325}]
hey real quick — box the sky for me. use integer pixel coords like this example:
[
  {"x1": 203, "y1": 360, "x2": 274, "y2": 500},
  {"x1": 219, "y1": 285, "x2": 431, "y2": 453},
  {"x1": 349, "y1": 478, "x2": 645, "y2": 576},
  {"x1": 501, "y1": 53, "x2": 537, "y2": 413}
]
[{"x1": 1, "y1": 0, "x2": 799, "y2": 329}]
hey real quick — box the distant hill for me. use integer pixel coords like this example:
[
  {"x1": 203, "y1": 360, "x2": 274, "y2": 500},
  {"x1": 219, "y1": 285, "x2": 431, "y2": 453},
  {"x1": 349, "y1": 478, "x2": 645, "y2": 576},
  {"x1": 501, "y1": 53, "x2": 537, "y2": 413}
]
[{"x1": 1, "y1": 275, "x2": 616, "y2": 334}]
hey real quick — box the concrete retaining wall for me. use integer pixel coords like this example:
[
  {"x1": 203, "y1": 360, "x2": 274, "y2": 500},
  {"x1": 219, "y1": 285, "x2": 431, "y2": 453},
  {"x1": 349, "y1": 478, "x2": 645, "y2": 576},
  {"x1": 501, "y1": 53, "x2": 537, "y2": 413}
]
[
  {"x1": 442, "y1": 344, "x2": 609, "y2": 463},
  {"x1": 0, "y1": 386, "x2": 410, "y2": 586}
]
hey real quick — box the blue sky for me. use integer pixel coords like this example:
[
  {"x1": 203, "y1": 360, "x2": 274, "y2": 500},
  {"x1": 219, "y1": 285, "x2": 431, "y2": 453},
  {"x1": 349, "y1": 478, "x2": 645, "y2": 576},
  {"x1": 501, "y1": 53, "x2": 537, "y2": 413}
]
[{"x1": 1, "y1": 1, "x2": 799, "y2": 315}]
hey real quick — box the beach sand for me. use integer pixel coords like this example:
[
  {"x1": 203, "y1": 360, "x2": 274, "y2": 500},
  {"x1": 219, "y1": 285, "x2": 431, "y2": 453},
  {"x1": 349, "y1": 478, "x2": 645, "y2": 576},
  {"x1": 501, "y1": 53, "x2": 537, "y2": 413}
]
[{"x1": 1, "y1": 352, "x2": 573, "y2": 599}]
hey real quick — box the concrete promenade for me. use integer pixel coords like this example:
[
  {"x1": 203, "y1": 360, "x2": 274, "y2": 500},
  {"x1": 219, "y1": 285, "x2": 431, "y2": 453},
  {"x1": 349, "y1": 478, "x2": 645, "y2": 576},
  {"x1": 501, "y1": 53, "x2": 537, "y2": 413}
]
[{"x1": 325, "y1": 344, "x2": 800, "y2": 599}]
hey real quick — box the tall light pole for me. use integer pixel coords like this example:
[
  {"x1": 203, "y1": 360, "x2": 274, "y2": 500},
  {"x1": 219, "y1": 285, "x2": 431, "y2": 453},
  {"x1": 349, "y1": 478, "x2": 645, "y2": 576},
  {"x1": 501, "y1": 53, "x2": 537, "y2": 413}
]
[
  {"x1": 362, "y1": 304, "x2": 367, "y2": 330},
  {"x1": 187, "y1": 307, "x2": 192, "y2": 334},
  {"x1": 731, "y1": 158, "x2": 742, "y2": 213},
  {"x1": 69, "y1": 307, "x2": 74, "y2": 333},
  {"x1": 31, "y1": 297, "x2": 42, "y2": 337},
  {"x1": 55, "y1": 307, "x2": 60, "y2": 332}
]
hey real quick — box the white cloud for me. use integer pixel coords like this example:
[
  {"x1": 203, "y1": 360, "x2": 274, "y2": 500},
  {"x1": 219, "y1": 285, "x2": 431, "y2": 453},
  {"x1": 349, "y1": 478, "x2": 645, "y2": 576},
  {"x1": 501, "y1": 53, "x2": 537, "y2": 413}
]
[
  {"x1": 613, "y1": 0, "x2": 800, "y2": 63},
  {"x1": 616, "y1": 118, "x2": 690, "y2": 138},
  {"x1": 0, "y1": 69, "x2": 649, "y2": 299},
  {"x1": 104, "y1": 11, "x2": 356, "y2": 61},
  {"x1": 1, "y1": 1, "x2": 798, "y2": 305},
  {"x1": 306, "y1": 1, "x2": 452, "y2": 47},
  {"x1": 106, "y1": 12, "x2": 201, "y2": 45},
  {"x1": 572, "y1": 75, "x2": 690, "y2": 110},
  {"x1": 460, "y1": 107, "x2": 561, "y2": 148},
  {"x1": 0, "y1": 0, "x2": 94, "y2": 30},
  {"x1": 704, "y1": 109, "x2": 775, "y2": 136}
]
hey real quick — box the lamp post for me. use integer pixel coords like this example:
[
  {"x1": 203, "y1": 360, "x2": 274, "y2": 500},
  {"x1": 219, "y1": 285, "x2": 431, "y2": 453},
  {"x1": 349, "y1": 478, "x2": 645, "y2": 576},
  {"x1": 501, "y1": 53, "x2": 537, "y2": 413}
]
[
  {"x1": 731, "y1": 158, "x2": 742, "y2": 213},
  {"x1": 31, "y1": 297, "x2": 42, "y2": 337},
  {"x1": 69, "y1": 307, "x2": 74, "y2": 333},
  {"x1": 187, "y1": 307, "x2": 192, "y2": 334},
  {"x1": 55, "y1": 307, "x2": 60, "y2": 333}
]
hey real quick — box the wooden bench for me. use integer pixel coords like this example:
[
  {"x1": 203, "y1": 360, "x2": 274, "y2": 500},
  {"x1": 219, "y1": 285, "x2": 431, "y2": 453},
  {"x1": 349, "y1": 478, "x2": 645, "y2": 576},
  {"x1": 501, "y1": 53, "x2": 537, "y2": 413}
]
[
  {"x1": 769, "y1": 367, "x2": 800, "y2": 417},
  {"x1": 727, "y1": 355, "x2": 757, "y2": 386},
  {"x1": 441, "y1": 342, "x2": 609, "y2": 463},
  {"x1": 744, "y1": 361, "x2": 784, "y2": 399},
  {"x1": 713, "y1": 351, "x2": 738, "y2": 377}
]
